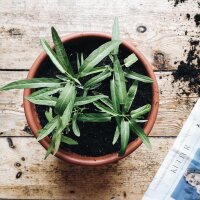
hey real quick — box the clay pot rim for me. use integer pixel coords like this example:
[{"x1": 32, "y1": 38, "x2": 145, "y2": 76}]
[{"x1": 23, "y1": 32, "x2": 159, "y2": 166}]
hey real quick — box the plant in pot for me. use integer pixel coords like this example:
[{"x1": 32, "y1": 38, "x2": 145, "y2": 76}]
[{"x1": 0, "y1": 18, "x2": 159, "y2": 166}]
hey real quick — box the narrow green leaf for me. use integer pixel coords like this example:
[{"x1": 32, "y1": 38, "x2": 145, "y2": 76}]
[
  {"x1": 80, "y1": 41, "x2": 120, "y2": 73},
  {"x1": 45, "y1": 107, "x2": 53, "y2": 122},
  {"x1": 124, "y1": 54, "x2": 138, "y2": 67},
  {"x1": 45, "y1": 133, "x2": 56, "y2": 159},
  {"x1": 61, "y1": 91, "x2": 76, "y2": 128},
  {"x1": 26, "y1": 96, "x2": 57, "y2": 106},
  {"x1": 80, "y1": 66, "x2": 109, "y2": 77},
  {"x1": 77, "y1": 53, "x2": 81, "y2": 71},
  {"x1": 112, "y1": 17, "x2": 120, "y2": 55},
  {"x1": 53, "y1": 131, "x2": 62, "y2": 155},
  {"x1": 112, "y1": 126, "x2": 120, "y2": 145},
  {"x1": 99, "y1": 98, "x2": 113, "y2": 110},
  {"x1": 135, "y1": 119, "x2": 148, "y2": 123},
  {"x1": 72, "y1": 113, "x2": 80, "y2": 137},
  {"x1": 113, "y1": 57, "x2": 127, "y2": 104},
  {"x1": 51, "y1": 27, "x2": 74, "y2": 75},
  {"x1": 61, "y1": 135, "x2": 78, "y2": 145},
  {"x1": 124, "y1": 80, "x2": 138, "y2": 112},
  {"x1": 84, "y1": 70, "x2": 111, "y2": 89},
  {"x1": 93, "y1": 101, "x2": 119, "y2": 116},
  {"x1": 131, "y1": 104, "x2": 151, "y2": 119},
  {"x1": 56, "y1": 75, "x2": 68, "y2": 81},
  {"x1": 29, "y1": 87, "x2": 61, "y2": 98},
  {"x1": 89, "y1": 83, "x2": 102, "y2": 90},
  {"x1": 1, "y1": 78, "x2": 61, "y2": 91},
  {"x1": 129, "y1": 120, "x2": 151, "y2": 149},
  {"x1": 77, "y1": 113, "x2": 111, "y2": 122},
  {"x1": 80, "y1": 53, "x2": 84, "y2": 65},
  {"x1": 40, "y1": 39, "x2": 66, "y2": 73},
  {"x1": 37, "y1": 116, "x2": 59, "y2": 141},
  {"x1": 110, "y1": 77, "x2": 120, "y2": 112},
  {"x1": 125, "y1": 71, "x2": 153, "y2": 83},
  {"x1": 40, "y1": 39, "x2": 80, "y2": 84},
  {"x1": 55, "y1": 83, "x2": 75, "y2": 115},
  {"x1": 75, "y1": 95, "x2": 108, "y2": 106},
  {"x1": 119, "y1": 119, "x2": 130, "y2": 156}
]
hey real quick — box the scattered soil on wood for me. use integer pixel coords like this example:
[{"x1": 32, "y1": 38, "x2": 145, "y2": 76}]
[
  {"x1": 171, "y1": 1, "x2": 200, "y2": 97},
  {"x1": 35, "y1": 37, "x2": 152, "y2": 157},
  {"x1": 168, "y1": 0, "x2": 187, "y2": 7}
]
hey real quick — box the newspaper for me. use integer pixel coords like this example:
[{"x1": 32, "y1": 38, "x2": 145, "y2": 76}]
[{"x1": 143, "y1": 99, "x2": 200, "y2": 200}]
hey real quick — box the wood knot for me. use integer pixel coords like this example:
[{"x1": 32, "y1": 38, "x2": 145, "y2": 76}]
[
  {"x1": 153, "y1": 51, "x2": 168, "y2": 69},
  {"x1": 136, "y1": 26, "x2": 147, "y2": 33}
]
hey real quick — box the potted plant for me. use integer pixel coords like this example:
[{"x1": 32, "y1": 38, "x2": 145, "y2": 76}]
[{"x1": 0, "y1": 18, "x2": 159, "y2": 166}]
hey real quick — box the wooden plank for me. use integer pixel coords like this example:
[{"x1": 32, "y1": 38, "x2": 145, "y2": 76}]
[
  {"x1": 0, "y1": 137, "x2": 174, "y2": 200},
  {"x1": 0, "y1": 71, "x2": 197, "y2": 137},
  {"x1": 0, "y1": 0, "x2": 199, "y2": 70}
]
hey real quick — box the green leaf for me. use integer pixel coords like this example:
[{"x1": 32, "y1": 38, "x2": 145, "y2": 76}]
[
  {"x1": 80, "y1": 53, "x2": 84, "y2": 65},
  {"x1": 112, "y1": 126, "x2": 120, "y2": 145},
  {"x1": 124, "y1": 80, "x2": 138, "y2": 112},
  {"x1": 53, "y1": 131, "x2": 62, "y2": 155},
  {"x1": 61, "y1": 91, "x2": 76, "y2": 128},
  {"x1": 45, "y1": 107, "x2": 53, "y2": 122},
  {"x1": 61, "y1": 135, "x2": 78, "y2": 145},
  {"x1": 77, "y1": 53, "x2": 81, "y2": 71},
  {"x1": 56, "y1": 75, "x2": 68, "y2": 81},
  {"x1": 129, "y1": 120, "x2": 151, "y2": 149},
  {"x1": 112, "y1": 17, "x2": 120, "y2": 55},
  {"x1": 80, "y1": 41, "x2": 120, "y2": 73},
  {"x1": 40, "y1": 39, "x2": 80, "y2": 84},
  {"x1": 131, "y1": 104, "x2": 151, "y2": 119},
  {"x1": 84, "y1": 70, "x2": 111, "y2": 89},
  {"x1": 55, "y1": 83, "x2": 75, "y2": 115},
  {"x1": 124, "y1": 54, "x2": 138, "y2": 67},
  {"x1": 113, "y1": 57, "x2": 127, "y2": 104},
  {"x1": 77, "y1": 113, "x2": 111, "y2": 122},
  {"x1": 1, "y1": 78, "x2": 61, "y2": 91},
  {"x1": 80, "y1": 66, "x2": 109, "y2": 77},
  {"x1": 124, "y1": 71, "x2": 153, "y2": 83},
  {"x1": 119, "y1": 119, "x2": 130, "y2": 156},
  {"x1": 51, "y1": 27, "x2": 74, "y2": 75},
  {"x1": 29, "y1": 87, "x2": 61, "y2": 98},
  {"x1": 89, "y1": 83, "x2": 102, "y2": 90},
  {"x1": 93, "y1": 101, "x2": 119, "y2": 116},
  {"x1": 95, "y1": 93, "x2": 113, "y2": 109},
  {"x1": 45, "y1": 133, "x2": 56, "y2": 159},
  {"x1": 72, "y1": 113, "x2": 80, "y2": 137},
  {"x1": 75, "y1": 95, "x2": 108, "y2": 106},
  {"x1": 40, "y1": 39, "x2": 66, "y2": 74},
  {"x1": 37, "y1": 116, "x2": 59, "y2": 141},
  {"x1": 26, "y1": 96, "x2": 57, "y2": 106},
  {"x1": 110, "y1": 77, "x2": 120, "y2": 112}
]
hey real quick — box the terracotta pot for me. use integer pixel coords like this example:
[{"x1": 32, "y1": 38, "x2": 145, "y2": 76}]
[{"x1": 23, "y1": 32, "x2": 159, "y2": 166}]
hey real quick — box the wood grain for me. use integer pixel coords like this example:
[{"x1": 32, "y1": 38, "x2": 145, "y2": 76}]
[
  {"x1": 0, "y1": 0, "x2": 199, "y2": 70},
  {"x1": 0, "y1": 0, "x2": 198, "y2": 199},
  {"x1": 0, "y1": 71, "x2": 198, "y2": 137},
  {"x1": 0, "y1": 137, "x2": 174, "y2": 200}
]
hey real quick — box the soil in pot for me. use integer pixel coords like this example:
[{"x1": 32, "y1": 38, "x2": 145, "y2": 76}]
[{"x1": 35, "y1": 37, "x2": 152, "y2": 157}]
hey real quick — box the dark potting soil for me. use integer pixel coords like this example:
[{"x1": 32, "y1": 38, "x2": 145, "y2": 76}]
[{"x1": 35, "y1": 37, "x2": 152, "y2": 157}]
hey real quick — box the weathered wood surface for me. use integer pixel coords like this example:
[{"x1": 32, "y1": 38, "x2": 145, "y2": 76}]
[
  {"x1": 0, "y1": 71, "x2": 198, "y2": 137},
  {"x1": 0, "y1": 0, "x2": 199, "y2": 199},
  {"x1": 0, "y1": 137, "x2": 174, "y2": 200},
  {"x1": 0, "y1": 0, "x2": 199, "y2": 70}
]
